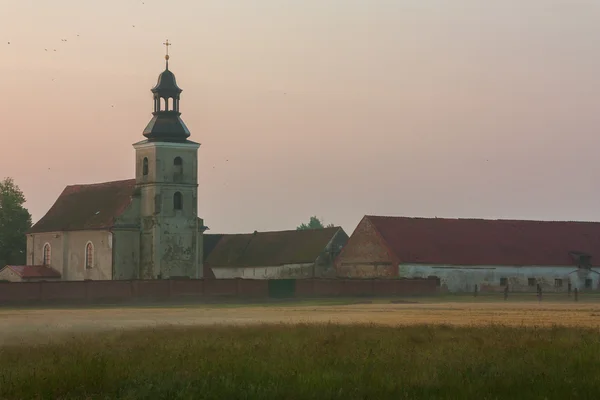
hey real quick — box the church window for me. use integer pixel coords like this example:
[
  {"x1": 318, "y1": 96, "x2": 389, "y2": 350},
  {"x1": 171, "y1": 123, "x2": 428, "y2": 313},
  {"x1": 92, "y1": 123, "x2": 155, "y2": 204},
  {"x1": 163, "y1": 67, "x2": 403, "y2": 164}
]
[
  {"x1": 43, "y1": 243, "x2": 51, "y2": 266},
  {"x1": 174, "y1": 157, "x2": 183, "y2": 176},
  {"x1": 85, "y1": 242, "x2": 94, "y2": 269},
  {"x1": 143, "y1": 157, "x2": 149, "y2": 176},
  {"x1": 174, "y1": 191, "x2": 183, "y2": 210}
]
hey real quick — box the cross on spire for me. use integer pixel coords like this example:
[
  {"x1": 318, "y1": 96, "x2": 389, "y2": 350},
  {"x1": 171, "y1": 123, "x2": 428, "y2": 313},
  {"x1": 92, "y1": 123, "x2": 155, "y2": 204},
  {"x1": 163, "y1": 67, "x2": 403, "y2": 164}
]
[{"x1": 163, "y1": 39, "x2": 171, "y2": 69}]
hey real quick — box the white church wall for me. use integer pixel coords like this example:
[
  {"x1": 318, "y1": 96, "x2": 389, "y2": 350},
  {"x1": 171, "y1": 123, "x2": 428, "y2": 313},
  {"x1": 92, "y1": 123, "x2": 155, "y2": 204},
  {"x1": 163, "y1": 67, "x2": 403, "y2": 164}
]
[
  {"x1": 398, "y1": 264, "x2": 600, "y2": 293},
  {"x1": 27, "y1": 232, "x2": 65, "y2": 277},
  {"x1": 65, "y1": 230, "x2": 113, "y2": 281}
]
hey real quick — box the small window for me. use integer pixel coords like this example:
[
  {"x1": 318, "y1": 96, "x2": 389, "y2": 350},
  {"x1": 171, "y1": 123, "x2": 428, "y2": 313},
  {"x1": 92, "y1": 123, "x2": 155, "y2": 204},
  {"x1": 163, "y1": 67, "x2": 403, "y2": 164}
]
[
  {"x1": 528, "y1": 278, "x2": 536, "y2": 287},
  {"x1": 500, "y1": 277, "x2": 508, "y2": 286},
  {"x1": 174, "y1": 191, "x2": 183, "y2": 210},
  {"x1": 555, "y1": 278, "x2": 563, "y2": 288},
  {"x1": 585, "y1": 279, "x2": 593, "y2": 289},
  {"x1": 143, "y1": 157, "x2": 149, "y2": 176},
  {"x1": 85, "y1": 242, "x2": 94, "y2": 269},
  {"x1": 174, "y1": 157, "x2": 183, "y2": 177},
  {"x1": 43, "y1": 243, "x2": 51, "y2": 266}
]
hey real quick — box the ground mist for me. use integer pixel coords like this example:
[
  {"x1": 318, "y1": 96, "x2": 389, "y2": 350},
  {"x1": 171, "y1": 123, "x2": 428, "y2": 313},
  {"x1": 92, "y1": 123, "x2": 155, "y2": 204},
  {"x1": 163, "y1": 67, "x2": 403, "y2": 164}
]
[{"x1": 1, "y1": 323, "x2": 599, "y2": 399}]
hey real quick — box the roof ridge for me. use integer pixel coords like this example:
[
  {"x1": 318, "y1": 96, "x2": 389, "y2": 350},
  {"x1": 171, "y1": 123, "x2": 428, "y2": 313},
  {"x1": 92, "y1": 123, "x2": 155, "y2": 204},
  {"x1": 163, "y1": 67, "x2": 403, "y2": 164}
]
[
  {"x1": 208, "y1": 226, "x2": 341, "y2": 236},
  {"x1": 65, "y1": 178, "x2": 136, "y2": 189},
  {"x1": 365, "y1": 215, "x2": 600, "y2": 224}
]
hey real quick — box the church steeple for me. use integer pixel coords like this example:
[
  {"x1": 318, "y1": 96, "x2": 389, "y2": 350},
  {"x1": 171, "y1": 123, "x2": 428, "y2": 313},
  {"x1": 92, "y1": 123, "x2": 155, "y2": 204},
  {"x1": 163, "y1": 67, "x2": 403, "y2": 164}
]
[{"x1": 143, "y1": 40, "x2": 191, "y2": 142}]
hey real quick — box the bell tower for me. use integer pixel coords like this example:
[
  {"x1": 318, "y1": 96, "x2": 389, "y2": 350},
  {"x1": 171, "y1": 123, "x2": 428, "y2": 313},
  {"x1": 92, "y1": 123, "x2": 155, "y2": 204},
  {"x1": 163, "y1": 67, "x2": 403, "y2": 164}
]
[{"x1": 133, "y1": 40, "x2": 207, "y2": 279}]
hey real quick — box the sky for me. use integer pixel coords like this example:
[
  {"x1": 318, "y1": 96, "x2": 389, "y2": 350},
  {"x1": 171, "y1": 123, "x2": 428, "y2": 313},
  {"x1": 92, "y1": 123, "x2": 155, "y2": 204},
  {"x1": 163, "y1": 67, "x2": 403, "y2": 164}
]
[{"x1": 2, "y1": 0, "x2": 600, "y2": 235}]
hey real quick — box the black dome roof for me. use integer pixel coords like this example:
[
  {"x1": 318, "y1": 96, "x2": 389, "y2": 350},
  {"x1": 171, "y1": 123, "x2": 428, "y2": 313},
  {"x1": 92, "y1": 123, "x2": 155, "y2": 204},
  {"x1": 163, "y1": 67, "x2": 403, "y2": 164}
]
[{"x1": 151, "y1": 68, "x2": 182, "y2": 96}]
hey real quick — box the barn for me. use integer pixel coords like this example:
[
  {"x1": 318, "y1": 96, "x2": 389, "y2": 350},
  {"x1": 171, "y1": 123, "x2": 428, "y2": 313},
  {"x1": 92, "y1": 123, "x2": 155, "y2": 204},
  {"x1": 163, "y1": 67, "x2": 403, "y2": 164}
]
[
  {"x1": 203, "y1": 227, "x2": 348, "y2": 279},
  {"x1": 335, "y1": 215, "x2": 600, "y2": 292}
]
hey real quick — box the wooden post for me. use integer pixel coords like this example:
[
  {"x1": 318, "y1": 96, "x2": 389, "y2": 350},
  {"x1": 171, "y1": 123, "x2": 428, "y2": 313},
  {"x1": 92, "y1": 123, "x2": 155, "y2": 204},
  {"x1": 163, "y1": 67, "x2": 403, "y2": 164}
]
[
  {"x1": 503, "y1": 285, "x2": 508, "y2": 301},
  {"x1": 568, "y1": 282, "x2": 572, "y2": 297},
  {"x1": 474, "y1": 284, "x2": 478, "y2": 297},
  {"x1": 574, "y1": 287, "x2": 579, "y2": 302}
]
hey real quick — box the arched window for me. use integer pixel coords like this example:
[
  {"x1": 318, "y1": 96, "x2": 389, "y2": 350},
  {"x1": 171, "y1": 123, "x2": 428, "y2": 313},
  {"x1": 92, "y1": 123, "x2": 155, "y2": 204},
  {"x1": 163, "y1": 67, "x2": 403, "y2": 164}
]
[
  {"x1": 43, "y1": 243, "x2": 51, "y2": 266},
  {"x1": 85, "y1": 242, "x2": 94, "y2": 269},
  {"x1": 142, "y1": 157, "x2": 149, "y2": 176},
  {"x1": 174, "y1": 191, "x2": 183, "y2": 210},
  {"x1": 174, "y1": 157, "x2": 183, "y2": 176}
]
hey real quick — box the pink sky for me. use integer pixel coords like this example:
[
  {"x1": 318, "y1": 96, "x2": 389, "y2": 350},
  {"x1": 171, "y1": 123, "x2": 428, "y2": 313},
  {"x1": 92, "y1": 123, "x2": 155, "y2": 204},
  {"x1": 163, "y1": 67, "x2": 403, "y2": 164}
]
[{"x1": 2, "y1": 1, "x2": 600, "y2": 234}]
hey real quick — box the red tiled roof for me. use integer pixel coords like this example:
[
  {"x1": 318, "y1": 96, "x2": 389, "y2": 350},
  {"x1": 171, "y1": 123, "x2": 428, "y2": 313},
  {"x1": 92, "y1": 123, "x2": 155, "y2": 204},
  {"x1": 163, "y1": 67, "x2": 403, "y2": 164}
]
[
  {"x1": 3, "y1": 265, "x2": 61, "y2": 279},
  {"x1": 205, "y1": 227, "x2": 342, "y2": 268},
  {"x1": 28, "y1": 179, "x2": 136, "y2": 233},
  {"x1": 366, "y1": 215, "x2": 600, "y2": 267}
]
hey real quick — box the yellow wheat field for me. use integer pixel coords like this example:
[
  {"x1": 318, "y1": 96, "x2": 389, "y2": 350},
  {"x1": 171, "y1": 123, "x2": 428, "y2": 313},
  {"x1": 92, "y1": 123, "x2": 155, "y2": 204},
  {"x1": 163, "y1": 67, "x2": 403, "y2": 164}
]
[{"x1": 2, "y1": 298, "x2": 600, "y2": 345}]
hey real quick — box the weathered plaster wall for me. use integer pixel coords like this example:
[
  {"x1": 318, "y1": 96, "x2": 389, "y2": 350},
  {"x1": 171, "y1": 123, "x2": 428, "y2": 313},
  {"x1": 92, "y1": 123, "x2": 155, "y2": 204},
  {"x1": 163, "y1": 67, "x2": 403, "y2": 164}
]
[
  {"x1": 335, "y1": 218, "x2": 396, "y2": 278},
  {"x1": 134, "y1": 140, "x2": 202, "y2": 279},
  {"x1": 112, "y1": 230, "x2": 140, "y2": 280},
  {"x1": 399, "y1": 264, "x2": 600, "y2": 292},
  {"x1": 27, "y1": 232, "x2": 64, "y2": 276},
  {"x1": 112, "y1": 196, "x2": 141, "y2": 280},
  {"x1": 65, "y1": 230, "x2": 113, "y2": 281},
  {"x1": 212, "y1": 263, "x2": 315, "y2": 279},
  {"x1": 28, "y1": 230, "x2": 113, "y2": 281}
]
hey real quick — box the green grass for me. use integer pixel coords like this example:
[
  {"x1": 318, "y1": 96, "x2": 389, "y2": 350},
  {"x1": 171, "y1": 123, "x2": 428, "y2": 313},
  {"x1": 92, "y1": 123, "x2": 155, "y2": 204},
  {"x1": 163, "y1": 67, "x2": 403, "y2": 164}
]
[{"x1": 2, "y1": 324, "x2": 600, "y2": 399}]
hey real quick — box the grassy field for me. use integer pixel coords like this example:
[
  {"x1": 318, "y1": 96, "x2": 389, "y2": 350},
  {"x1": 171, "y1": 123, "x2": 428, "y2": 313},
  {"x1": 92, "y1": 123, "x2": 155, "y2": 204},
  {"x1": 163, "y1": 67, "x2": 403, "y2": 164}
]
[
  {"x1": 2, "y1": 323, "x2": 600, "y2": 399},
  {"x1": 3, "y1": 297, "x2": 600, "y2": 399}
]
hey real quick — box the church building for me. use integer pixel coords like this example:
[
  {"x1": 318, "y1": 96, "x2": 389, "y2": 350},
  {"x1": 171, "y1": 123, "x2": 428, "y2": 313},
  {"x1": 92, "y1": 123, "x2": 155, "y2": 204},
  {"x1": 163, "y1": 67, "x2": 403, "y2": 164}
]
[{"x1": 24, "y1": 43, "x2": 208, "y2": 281}]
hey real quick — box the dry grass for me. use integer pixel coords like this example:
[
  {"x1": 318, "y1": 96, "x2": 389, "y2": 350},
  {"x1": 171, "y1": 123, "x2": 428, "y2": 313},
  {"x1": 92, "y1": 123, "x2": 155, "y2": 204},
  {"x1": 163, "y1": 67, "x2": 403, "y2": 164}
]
[{"x1": 2, "y1": 297, "x2": 600, "y2": 345}]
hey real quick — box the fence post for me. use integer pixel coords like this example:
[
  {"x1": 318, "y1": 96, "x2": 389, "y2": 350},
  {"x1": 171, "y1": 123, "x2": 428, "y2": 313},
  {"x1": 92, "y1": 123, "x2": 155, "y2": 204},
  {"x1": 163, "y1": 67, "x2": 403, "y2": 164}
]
[
  {"x1": 474, "y1": 284, "x2": 478, "y2": 297},
  {"x1": 574, "y1": 287, "x2": 579, "y2": 302},
  {"x1": 504, "y1": 285, "x2": 508, "y2": 301}
]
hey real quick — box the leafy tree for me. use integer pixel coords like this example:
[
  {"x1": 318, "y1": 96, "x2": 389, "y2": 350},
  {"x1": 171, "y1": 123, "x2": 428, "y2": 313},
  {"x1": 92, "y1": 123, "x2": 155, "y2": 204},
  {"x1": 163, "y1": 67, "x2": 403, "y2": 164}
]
[
  {"x1": 0, "y1": 178, "x2": 32, "y2": 266},
  {"x1": 297, "y1": 216, "x2": 335, "y2": 230}
]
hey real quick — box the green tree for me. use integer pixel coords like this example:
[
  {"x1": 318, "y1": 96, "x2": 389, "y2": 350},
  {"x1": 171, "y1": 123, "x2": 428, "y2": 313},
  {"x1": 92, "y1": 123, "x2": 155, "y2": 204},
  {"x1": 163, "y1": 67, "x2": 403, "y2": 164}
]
[
  {"x1": 297, "y1": 216, "x2": 335, "y2": 230},
  {"x1": 0, "y1": 178, "x2": 32, "y2": 266}
]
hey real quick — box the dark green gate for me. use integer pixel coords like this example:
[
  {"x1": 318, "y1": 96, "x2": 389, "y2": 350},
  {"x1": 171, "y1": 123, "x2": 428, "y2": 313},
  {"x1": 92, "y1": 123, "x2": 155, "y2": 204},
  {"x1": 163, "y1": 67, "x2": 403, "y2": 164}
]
[{"x1": 268, "y1": 279, "x2": 296, "y2": 298}]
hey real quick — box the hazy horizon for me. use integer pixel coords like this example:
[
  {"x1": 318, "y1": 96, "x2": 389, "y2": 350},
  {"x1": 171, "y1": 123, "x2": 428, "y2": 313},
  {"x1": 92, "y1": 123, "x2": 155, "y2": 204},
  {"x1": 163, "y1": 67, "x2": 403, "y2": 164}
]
[{"x1": 3, "y1": 0, "x2": 600, "y2": 234}]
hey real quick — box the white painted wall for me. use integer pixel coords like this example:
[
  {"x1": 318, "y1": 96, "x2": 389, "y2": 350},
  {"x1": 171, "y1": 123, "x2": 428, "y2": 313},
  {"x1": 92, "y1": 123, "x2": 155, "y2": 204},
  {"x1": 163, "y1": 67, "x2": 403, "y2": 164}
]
[
  {"x1": 398, "y1": 264, "x2": 600, "y2": 293},
  {"x1": 212, "y1": 263, "x2": 315, "y2": 279}
]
